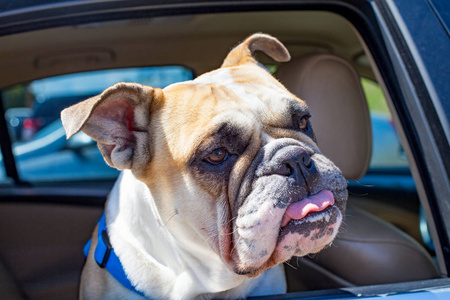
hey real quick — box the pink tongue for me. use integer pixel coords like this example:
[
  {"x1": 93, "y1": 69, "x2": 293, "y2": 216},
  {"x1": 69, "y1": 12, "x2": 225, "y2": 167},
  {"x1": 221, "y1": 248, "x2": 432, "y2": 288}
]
[{"x1": 281, "y1": 190, "x2": 335, "y2": 227}]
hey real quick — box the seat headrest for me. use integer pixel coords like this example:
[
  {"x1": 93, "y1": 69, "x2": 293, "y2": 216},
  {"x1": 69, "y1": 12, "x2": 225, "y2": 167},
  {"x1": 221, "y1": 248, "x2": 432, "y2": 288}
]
[{"x1": 276, "y1": 54, "x2": 372, "y2": 180}]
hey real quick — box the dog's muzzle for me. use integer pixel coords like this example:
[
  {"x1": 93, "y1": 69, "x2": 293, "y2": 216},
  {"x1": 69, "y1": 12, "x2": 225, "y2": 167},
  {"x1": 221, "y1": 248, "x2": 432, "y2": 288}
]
[{"x1": 230, "y1": 139, "x2": 347, "y2": 275}]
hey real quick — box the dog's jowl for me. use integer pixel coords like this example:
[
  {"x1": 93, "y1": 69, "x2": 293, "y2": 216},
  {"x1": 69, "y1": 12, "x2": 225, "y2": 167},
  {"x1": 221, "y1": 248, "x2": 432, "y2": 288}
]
[{"x1": 61, "y1": 33, "x2": 348, "y2": 300}]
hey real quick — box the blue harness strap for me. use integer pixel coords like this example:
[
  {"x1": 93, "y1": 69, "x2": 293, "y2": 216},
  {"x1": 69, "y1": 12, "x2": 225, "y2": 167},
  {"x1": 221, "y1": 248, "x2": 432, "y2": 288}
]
[{"x1": 84, "y1": 213, "x2": 146, "y2": 298}]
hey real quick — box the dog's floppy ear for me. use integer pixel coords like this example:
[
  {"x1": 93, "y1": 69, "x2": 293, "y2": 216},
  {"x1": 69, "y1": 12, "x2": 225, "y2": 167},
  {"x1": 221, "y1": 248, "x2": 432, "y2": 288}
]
[
  {"x1": 221, "y1": 33, "x2": 291, "y2": 68},
  {"x1": 61, "y1": 82, "x2": 161, "y2": 170}
]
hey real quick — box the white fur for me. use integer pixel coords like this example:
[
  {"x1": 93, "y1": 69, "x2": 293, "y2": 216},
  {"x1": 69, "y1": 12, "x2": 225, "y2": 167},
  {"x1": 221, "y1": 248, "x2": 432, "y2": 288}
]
[{"x1": 105, "y1": 170, "x2": 286, "y2": 299}]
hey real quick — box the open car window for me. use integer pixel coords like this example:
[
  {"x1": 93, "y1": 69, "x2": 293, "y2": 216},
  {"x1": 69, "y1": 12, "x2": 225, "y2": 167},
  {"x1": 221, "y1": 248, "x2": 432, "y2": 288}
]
[
  {"x1": 0, "y1": 66, "x2": 193, "y2": 183},
  {"x1": 362, "y1": 78, "x2": 409, "y2": 171},
  {"x1": 348, "y1": 77, "x2": 429, "y2": 250},
  {"x1": 356, "y1": 78, "x2": 416, "y2": 199}
]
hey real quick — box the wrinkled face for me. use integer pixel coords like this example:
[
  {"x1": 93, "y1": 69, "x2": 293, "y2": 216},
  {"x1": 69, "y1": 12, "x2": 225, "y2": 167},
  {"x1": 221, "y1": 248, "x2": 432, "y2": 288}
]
[
  {"x1": 59, "y1": 33, "x2": 348, "y2": 280},
  {"x1": 146, "y1": 63, "x2": 347, "y2": 277}
]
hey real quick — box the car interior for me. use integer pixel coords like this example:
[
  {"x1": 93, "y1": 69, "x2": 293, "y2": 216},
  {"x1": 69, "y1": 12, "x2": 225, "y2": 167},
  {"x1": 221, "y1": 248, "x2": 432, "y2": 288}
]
[{"x1": 0, "y1": 10, "x2": 443, "y2": 299}]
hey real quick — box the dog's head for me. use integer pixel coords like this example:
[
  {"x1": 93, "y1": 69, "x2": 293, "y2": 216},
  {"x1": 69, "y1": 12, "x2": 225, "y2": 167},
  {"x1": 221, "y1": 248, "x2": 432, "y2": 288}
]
[{"x1": 61, "y1": 33, "x2": 347, "y2": 277}]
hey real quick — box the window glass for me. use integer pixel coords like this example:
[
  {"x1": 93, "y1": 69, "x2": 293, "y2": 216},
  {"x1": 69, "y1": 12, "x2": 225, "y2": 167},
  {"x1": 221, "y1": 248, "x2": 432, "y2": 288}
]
[
  {"x1": 361, "y1": 78, "x2": 409, "y2": 171},
  {"x1": 351, "y1": 78, "x2": 434, "y2": 252},
  {"x1": 1, "y1": 66, "x2": 193, "y2": 182},
  {"x1": 0, "y1": 153, "x2": 5, "y2": 182}
]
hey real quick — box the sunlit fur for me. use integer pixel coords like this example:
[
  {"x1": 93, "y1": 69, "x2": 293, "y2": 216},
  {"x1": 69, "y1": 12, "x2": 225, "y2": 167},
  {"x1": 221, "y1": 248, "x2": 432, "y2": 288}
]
[{"x1": 62, "y1": 33, "x2": 347, "y2": 300}]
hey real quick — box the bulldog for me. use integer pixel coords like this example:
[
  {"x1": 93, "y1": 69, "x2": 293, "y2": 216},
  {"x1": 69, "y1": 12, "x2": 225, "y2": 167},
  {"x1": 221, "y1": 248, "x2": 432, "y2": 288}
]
[{"x1": 61, "y1": 33, "x2": 348, "y2": 299}]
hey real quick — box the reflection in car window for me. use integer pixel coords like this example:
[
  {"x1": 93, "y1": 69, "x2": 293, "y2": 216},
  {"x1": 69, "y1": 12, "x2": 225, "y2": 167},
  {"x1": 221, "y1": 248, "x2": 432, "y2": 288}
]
[
  {"x1": 361, "y1": 78, "x2": 409, "y2": 171},
  {"x1": 0, "y1": 66, "x2": 193, "y2": 183},
  {"x1": 0, "y1": 153, "x2": 5, "y2": 183},
  {"x1": 354, "y1": 79, "x2": 424, "y2": 249}
]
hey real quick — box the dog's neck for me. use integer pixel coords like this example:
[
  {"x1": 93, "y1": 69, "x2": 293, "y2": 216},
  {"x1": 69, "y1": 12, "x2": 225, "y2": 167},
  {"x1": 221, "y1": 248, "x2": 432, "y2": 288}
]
[{"x1": 105, "y1": 170, "x2": 276, "y2": 299}]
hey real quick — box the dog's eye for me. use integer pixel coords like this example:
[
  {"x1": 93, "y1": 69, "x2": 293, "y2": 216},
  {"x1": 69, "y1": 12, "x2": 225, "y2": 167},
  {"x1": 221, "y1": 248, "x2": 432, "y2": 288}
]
[
  {"x1": 299, "y1": 116, "x2": 309, "y2": 131},
  {"x1": 206, "y1": 148, "x2": 229, "y2": 164}
]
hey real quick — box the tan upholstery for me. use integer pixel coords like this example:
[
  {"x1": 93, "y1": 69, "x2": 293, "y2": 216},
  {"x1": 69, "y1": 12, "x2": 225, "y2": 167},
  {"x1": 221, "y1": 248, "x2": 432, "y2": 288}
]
[
  {"x1": 276, "y1": 54, "x2": 372, "y2": 180},
  {"x1": 316, "y1": 206, "x2": 440, "y2": 285}
]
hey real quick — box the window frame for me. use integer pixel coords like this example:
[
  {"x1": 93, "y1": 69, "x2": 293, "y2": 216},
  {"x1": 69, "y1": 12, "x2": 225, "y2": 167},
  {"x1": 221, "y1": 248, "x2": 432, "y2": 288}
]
[{"x1": 0, "y1": 0, "x2": 449, "y2": 298}]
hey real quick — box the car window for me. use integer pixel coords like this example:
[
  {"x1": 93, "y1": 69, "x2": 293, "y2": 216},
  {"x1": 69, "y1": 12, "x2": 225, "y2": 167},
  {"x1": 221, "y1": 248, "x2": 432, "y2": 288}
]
[
  {"x1": 361, "y1": 78, "x2": 410, "y2": 171},
  {"x1": 354, "y1": 78, "x2": 425, "y2": 250},
  {"x1": 0, "y1": 66, "x2": 193, "y2": 183},
  {"x1": 0, "y1": 155, "x2": 5, "y2": 183}
]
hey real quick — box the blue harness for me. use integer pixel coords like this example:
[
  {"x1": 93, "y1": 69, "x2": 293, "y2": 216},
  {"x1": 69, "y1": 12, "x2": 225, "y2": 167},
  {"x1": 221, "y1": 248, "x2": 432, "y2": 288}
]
[{"x1": 84, "y1": 213, "x2": 146, "y2": 297}]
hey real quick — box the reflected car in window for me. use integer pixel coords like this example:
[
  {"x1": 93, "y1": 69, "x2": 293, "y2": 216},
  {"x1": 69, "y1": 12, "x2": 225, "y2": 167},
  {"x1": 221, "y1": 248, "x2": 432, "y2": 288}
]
[{"x1": 1, "y1": 66, "x2": 193, "y2": 181}]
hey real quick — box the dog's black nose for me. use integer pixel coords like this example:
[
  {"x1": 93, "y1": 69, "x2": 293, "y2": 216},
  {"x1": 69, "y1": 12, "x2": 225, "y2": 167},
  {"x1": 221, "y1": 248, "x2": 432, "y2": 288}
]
[
  {"x1": 273, "y1": 147, "x2": 318, "y2": 189},
  {"x1": 286, "y1": 152, "x2": 318, "y2": 187}
]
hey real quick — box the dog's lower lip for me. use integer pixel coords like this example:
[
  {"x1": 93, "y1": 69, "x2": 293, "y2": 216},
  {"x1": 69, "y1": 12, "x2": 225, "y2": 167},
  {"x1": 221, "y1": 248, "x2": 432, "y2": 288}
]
[
  {"x1": 280, "y1": 190, "x2": 335, "y2": 227},
  {"x1": 233, "y1": 268, "x2": 254, "y2": 276},
  {"x1": 282, "y1": 206, "x2": 334, "y2": 227}
]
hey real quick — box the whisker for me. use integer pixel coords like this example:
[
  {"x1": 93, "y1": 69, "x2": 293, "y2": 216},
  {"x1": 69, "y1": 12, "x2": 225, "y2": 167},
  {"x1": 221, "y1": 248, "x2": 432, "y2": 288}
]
[
  {"x1": 228, "y1": 216, "x2": 237, "y2": 224},
  {"x1": 348, "y1": 190, "x2": 369, "y2": 197},
  {"x1": 284, "y1": 260, "x2": 298, "y2": 270},
  {"x1": 230, "y1": 236, "x2": 241, "y2": 255},
  {"x1": 163, "y1": 211, "x2": 178, "y2": 227}
]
